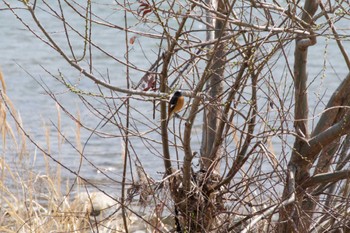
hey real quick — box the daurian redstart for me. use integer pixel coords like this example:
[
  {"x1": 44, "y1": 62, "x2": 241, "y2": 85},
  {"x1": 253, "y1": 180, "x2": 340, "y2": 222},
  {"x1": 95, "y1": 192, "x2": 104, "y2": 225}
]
[{"x1": 167, "y1": 90, "x2": 184, "y2": 123}]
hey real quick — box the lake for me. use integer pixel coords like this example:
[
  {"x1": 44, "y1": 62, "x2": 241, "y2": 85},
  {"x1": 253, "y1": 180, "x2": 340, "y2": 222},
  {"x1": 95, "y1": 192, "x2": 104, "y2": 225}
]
[{"x1": 0, "y1": 1, "x2": 349, "y2": 196}]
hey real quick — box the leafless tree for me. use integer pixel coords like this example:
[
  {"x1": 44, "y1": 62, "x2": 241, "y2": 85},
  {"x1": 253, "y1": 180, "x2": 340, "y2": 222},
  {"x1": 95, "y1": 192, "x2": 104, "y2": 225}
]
[{"x1": 3, "y1": 0, "x2": 350, "y2": 232}]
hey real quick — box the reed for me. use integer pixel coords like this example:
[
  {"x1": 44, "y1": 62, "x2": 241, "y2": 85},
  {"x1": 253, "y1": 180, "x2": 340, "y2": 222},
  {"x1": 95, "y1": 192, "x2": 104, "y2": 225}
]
[{"x1": 0, "y1": 70, "x2": 124, "y2": 232}]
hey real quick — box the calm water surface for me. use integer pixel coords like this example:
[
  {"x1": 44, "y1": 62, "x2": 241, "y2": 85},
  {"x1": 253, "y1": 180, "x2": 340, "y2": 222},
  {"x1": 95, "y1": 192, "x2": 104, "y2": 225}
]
[{"x1": 0, "y1": 1, "x2": 349, "y2": 195}]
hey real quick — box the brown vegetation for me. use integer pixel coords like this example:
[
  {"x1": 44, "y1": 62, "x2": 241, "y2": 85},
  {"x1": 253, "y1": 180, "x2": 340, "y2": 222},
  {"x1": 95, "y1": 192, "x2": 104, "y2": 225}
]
[{"x1": 2, "y1": 0, "x2": 350, "y2": 232}]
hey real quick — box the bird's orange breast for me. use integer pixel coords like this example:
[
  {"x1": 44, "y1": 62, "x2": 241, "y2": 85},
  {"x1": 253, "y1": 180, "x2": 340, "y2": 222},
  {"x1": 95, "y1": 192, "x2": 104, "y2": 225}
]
[{"x1": 173, "y1": 96, "x2": 184, "y2": 113}]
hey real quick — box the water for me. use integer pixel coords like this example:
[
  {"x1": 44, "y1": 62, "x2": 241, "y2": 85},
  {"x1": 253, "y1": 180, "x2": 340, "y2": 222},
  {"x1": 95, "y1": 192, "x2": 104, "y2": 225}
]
[
  {"x1": 1, "y1": 1, "x2": 349, "y2": 197},
  {"x1": 0, "y1": 1, "x2": 192, "y2": 196}
]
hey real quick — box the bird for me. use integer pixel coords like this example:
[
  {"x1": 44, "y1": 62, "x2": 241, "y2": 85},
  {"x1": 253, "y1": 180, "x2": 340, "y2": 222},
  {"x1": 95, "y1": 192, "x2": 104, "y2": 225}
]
[{"x1": 167, "y1": 90, "x2": 184, "y2": 124}]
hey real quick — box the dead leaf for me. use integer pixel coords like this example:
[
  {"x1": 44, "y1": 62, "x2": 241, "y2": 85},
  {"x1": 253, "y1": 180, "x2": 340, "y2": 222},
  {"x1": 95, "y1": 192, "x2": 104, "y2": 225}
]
[{"x1": 129, "y1": 36, "x2": 136, "y2": 45}]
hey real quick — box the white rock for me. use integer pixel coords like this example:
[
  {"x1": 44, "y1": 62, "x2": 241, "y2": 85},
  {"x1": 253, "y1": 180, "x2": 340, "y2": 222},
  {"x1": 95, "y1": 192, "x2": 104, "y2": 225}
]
[{"x1": 74, "y1": 191, "x2": 118, "y2": 216}]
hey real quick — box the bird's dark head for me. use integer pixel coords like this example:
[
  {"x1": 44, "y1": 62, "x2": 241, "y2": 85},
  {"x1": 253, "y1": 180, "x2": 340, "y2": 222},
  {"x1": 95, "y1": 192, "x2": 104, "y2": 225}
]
[{"x1": 174, "y1": 90, "x2": 182, "y2": 97}]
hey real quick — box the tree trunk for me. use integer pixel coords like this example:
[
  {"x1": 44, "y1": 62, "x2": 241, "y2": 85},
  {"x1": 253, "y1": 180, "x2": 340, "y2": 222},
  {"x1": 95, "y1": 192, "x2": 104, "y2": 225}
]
[
  {"x1": 277, "y1": 0, "x2": 318, "y2": 232},
  {"x1": 200, "y1": 0, "x2": 226, "y2": 171}
]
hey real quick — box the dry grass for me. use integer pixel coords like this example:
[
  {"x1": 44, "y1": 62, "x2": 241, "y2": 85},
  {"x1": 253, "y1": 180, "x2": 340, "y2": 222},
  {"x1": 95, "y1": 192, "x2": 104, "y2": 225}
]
[
  {"x1": 0, "y1": 70, "x2": 120, "y2": 232},
  {"x1": 0, "y1": 164, "x2": 123, "y2": 233},
  {"x1": 0, "y1": 70, "x2": 171, "y2": 233},
  {"x1": 0, "y1": 164, "x2": 168, "y2": 232},
  {"x1": 0, "y1": 70, "x2": 26, "y2": 157},
  {"x1": 0, "y1": 70, "x2": 79, "y2": 232}
]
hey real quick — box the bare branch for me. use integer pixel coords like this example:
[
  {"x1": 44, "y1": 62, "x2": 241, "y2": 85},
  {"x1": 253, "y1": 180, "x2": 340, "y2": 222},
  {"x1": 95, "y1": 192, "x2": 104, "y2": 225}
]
[
  {"x1": 319, "y1": 0, "x2": 350, "y2": 70},
  {"x1": 241, "y1": 167, "x2": 296, "y2": 233},
  {"x1": 304, "y1": 169, "x2": 350, "y2": 188}
]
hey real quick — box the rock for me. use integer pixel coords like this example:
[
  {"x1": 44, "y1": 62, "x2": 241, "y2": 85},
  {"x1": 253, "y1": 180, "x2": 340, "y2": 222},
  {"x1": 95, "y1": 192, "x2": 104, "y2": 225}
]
[{"x1": 74, "y1": 191, "x2": 118, "y2": 217}]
